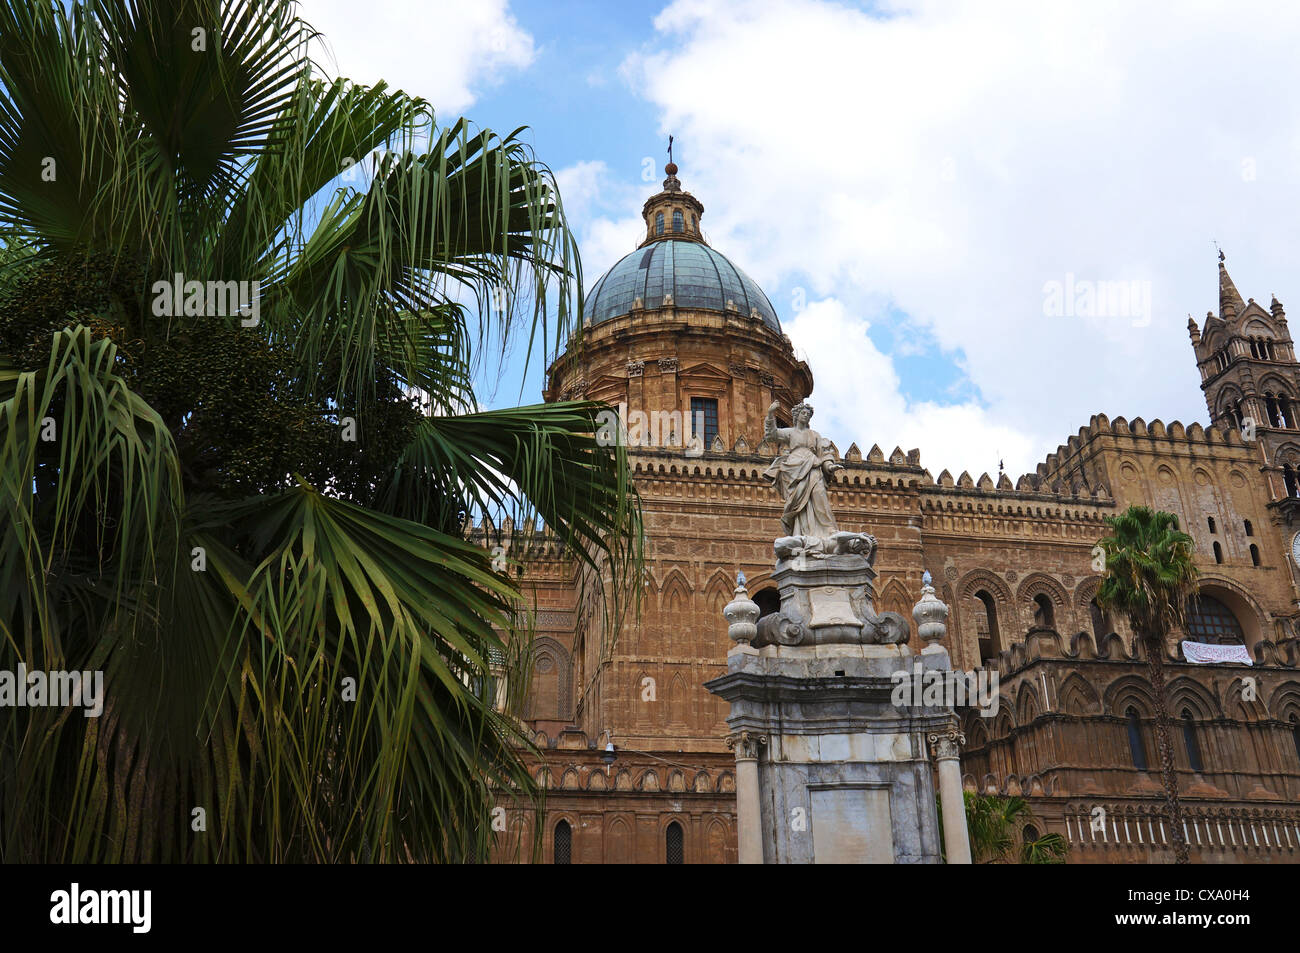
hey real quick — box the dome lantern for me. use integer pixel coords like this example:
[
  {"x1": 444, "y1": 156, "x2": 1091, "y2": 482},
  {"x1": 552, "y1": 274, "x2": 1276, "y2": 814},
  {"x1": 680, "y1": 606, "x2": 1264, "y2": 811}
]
[{"x1": 640, "y1": 160, "x2": 705, "y2": 248}]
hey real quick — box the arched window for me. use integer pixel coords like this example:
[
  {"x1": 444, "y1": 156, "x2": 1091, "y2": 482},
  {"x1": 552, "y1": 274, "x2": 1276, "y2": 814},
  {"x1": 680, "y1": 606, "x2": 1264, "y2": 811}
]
[
  {"x1": 1286, "y1": 465, "x2": 1300, "y2": 499},
  {"x1": 1266, "y1": 393, "x2": 1284, "y2": 428},
  {"x1": 1207, "y1": 516, "x2": 1216, "y2": 534},
  {"x1": 1185, "y1": 594, "x2": 1245, "y2": 644},
  {"x1": 1031, "y1": 593, "x2": 1055, "y2": 630},
  {"x1": 1126, "y1": 707, "x2": 1148, "y2": 771},
  {"x1": 1022, "y1": 824, "x2": 1040, "y2": 844},
  {"x1": 1212, "y1": 541, "x2": 1223, "y2": 564},
  {"x1": 690, "y1": 214, "x2": 697, "y2": 233},
  {"x1": 1181, "y1": 708, "x2": 1203, "y2": 773},
  {"x1": 553, "y1": 819, "x2": 572, "y2": 864},
  {"x1": 1089, "y1": 597, "x2": 1108, "y2": 641},
  {"x1": 655, "y1": 212, "x2": 664, "y2": 236},
  {"x1": 1250, "y1": 544, "x2": 1260, "y2": 566},
  {"x1": 1291, "y1": 714, "x2": 1300, "y2": 765},
  {"x1": 672, "y1": 209, "x2": 684, "y2": 233},
  {"x1": 665, "y1": 821, "x2": 684, "y2": 864},
  {"x1": 1244, "y1": 519, "x2": 1254, "y2": 536},
  {"x1": 973, "y1": 590, "x2": 1000, "y2": 665}
]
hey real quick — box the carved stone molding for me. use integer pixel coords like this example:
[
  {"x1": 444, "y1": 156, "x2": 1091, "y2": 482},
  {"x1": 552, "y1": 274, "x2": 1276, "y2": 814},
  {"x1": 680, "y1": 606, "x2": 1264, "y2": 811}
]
[
  {"x1": 657, "y1": 357, "x2": 679, "y2": 373},
  {"x1": 729, "y1": 362, "x2": 749, "y2": 379},
  {"x1": 626, "y1": 360, "x2": 645, "y2": 378},
  {"x1": 928, "y1": 729, "x2": 966, "y2": 761},
  {"x1": 726, "y1": 730, "x2": 768, "y2": 761},
  {"x1": 759, "y1": 372, "x2": 775, "y2": 388}
]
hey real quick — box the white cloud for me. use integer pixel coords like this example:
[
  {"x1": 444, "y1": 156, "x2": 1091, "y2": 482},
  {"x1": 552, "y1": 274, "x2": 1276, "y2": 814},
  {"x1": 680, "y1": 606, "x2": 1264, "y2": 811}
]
[
  {"x1": 786, "y1": 299, "x2": 1034, "y2": 477},
  {"x1": 554, "y1": 160, "x2": 645, "y2": 283},
  {"x1": 301, "y1": 0, "x2": 534, "y2": 115},
  {"x1": 598, "y1": 0, "x2": 1300, "y2": 477}
]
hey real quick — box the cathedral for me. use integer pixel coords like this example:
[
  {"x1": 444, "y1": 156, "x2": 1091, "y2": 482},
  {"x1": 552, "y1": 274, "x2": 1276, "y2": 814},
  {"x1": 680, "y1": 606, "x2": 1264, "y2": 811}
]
[{"x1": 488, "y1": 162, "x2": 1300, "y2": 864}]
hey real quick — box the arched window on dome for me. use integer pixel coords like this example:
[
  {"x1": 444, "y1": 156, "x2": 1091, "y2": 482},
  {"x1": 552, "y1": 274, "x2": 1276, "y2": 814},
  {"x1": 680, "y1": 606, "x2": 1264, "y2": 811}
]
[
  {"x1": 690, "y1": 213, "x2": 697, "y2": 234},
  {"x1": 655, "y1": 212, "x2": 664, "y2": 236},
  {"x1": 672, "y1": 209, "x2": 684, "y2": 233},
  {"x1": 1185, "y1": 593, "x2": 1245, "y2": 645}
]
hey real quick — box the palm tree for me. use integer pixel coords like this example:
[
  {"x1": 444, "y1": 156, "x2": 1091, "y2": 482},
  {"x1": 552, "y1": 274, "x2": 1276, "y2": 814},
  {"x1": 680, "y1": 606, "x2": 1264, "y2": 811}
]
[
  {"x1": 938, "y1": 791, "x2": 1067, "y2": 863},
  {"x1": 1096, "y1": 505, "x2": 1197, "y2": 864},
  {"x1": 0, "y1": 0, "x2": 640, "y2": 862}
]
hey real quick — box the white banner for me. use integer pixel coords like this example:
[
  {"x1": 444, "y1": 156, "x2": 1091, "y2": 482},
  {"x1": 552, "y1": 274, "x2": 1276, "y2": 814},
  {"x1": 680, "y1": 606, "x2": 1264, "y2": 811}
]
[{"x1": 1181, "y1": 640, "x2": 1253, "y2": 665}]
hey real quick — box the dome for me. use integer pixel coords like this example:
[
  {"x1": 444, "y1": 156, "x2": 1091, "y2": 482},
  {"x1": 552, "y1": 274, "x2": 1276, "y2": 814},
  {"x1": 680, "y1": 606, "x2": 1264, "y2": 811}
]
[{"x1": 584, "y1": 239, "x2": 781, "y2": 331}]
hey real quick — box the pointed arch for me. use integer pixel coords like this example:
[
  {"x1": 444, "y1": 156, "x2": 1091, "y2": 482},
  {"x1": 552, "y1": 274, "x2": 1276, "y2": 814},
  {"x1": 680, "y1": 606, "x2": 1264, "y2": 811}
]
[
  {"x1": 1105, "y1": 675, "x2": 1156, "y2": 718},
  {"x1": 1267, "y1": 681, "x2": 1300, "y2": 722},
  {"x1": 878, "y1": 576, "x2": 912, "y2": 619},
  {"x1": 668, "y1": 671, "x2": 689, "y2": 726},
  {"x1": 703, "y1": 568, "x2": 734, "y2": 619},
  {"x1": 1016, "y1": 682, "x2": 1042, "y2": 723},
  {"x1": 525, "y1": 636, "x2": 572, "y2": 721},
  {"x1": 1057, "y1": 673, "x2": 1101, "y2": 716},
  {"x1": 605, "y1": 815, "x2": 634, "y2": 864},
  {"x1": 1016, "y1": 573, "x2": 1069, "y2": 631},
  {"x1": 1166, "y1": 676, "x2": 1220, "y2": 720}
]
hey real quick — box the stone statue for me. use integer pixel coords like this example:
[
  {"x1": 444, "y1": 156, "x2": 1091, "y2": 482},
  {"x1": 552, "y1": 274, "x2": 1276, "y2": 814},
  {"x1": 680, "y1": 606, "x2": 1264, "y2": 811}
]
[
  {"x1": 763, "y1": 400, "x2": 842, "y2": 544},
  {"x1": 744, "y1": 400, "x2": 908, "y2": 647}
]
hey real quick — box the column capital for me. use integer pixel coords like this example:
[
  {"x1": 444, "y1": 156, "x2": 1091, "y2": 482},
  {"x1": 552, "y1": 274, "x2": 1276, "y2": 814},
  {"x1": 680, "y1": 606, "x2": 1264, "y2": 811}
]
[
  {"x1": 927, "y1": 728, "x2": 966, "y2": 761},
  {"x1": 726, "y1": 730, "x2": 768, "y2": 761}
]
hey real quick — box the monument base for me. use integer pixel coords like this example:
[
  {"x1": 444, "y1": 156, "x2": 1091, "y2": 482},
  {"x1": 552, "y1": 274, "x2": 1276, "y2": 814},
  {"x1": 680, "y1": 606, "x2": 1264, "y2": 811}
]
[{"x1": 706, "y1": 642, "x2": 955, "y2": 864}]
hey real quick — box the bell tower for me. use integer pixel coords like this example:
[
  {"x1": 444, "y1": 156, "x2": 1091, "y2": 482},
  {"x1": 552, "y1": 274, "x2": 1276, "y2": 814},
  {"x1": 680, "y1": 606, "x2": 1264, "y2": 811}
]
[{"x1": 1189, "y1": 254, "x2": 1300, "y2": 510}]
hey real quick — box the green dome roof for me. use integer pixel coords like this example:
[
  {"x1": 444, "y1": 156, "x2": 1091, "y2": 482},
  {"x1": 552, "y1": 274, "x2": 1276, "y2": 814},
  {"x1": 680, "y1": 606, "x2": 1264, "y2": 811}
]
[{"x1": 584, "y1": 239, "x2": 780, "y2": 330}]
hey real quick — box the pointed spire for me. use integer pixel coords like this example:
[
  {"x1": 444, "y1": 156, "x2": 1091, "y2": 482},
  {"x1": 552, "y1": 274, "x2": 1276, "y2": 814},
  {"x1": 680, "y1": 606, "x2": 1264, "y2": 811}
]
[
  {"x1": 1187, "y1": 313, "x2": 1201, "y2": 345},
  {"x1": 1218, "y1": 252, "x2": 1245, "y2": 320}
]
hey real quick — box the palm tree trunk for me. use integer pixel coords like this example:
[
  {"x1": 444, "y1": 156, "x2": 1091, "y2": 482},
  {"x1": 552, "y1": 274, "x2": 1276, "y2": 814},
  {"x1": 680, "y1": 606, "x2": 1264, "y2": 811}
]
[{"x1": 1143, "y1": 630, "x2": 1190, "y2": 863}]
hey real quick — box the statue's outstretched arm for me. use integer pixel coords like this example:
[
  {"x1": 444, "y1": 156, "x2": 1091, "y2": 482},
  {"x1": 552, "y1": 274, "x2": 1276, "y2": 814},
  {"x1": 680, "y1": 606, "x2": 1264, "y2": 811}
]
[{"x1": 765, "y1": 401, "x2": 782, "y2": 442}]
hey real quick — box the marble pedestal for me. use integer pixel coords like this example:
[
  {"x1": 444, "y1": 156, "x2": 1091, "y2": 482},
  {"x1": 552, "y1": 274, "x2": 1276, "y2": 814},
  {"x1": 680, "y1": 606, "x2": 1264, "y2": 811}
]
[{"x1": 705, "y1": 641, "x2": 956, "y2": 864}]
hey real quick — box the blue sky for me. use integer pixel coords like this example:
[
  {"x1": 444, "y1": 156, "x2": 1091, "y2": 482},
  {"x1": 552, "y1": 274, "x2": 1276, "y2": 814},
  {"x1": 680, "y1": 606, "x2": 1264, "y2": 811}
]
[{"x1": 303, "y1": 0, "x2": 1300, "y2": 479}]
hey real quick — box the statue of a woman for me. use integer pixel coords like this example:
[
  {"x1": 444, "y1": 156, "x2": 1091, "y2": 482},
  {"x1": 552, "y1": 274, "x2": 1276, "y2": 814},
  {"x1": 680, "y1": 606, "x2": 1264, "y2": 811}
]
[{"x1": 763, "y1": 400, "x2": 842, "y2": 541}]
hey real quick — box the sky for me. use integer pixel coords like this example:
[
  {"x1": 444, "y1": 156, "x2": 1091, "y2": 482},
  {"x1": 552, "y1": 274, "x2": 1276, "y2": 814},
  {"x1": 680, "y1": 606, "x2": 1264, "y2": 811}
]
[{"x1": 302, "y1": 0, "x2": 1300, "y2": 481}]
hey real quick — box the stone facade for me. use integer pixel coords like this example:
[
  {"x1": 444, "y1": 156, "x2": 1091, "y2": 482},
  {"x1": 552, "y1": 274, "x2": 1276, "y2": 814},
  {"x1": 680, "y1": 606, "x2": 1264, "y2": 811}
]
[{"x1": 488, "y1": 168, "x2": 1300, "y2": 863}]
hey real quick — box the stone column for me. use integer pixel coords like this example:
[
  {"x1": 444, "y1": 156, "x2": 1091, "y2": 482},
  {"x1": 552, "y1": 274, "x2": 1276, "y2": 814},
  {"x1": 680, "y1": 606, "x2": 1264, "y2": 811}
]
[
  {"x1": 929, "y1": 728, "x2": 971, "y2": 864},
  {"x1": 726, "y1": 730, "x2": 766, "y2": 864}
]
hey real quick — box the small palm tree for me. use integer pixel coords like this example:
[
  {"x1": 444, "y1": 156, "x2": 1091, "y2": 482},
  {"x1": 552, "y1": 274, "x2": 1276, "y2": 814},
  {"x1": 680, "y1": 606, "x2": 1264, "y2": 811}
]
[
  {"x1": 937, "y1": 791, "x2": 1067, "y2": 863},
  {"x1": 1096, "y1": 505, "x2": 1198, "y2": 864}
]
